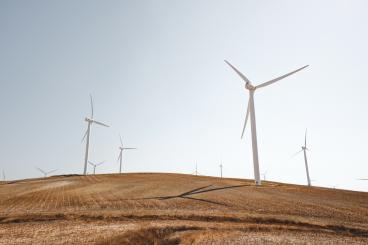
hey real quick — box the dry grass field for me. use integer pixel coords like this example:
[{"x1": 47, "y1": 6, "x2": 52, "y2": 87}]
[{"x1": 0, "y1": 173, "x2": 368, "y2": 244}]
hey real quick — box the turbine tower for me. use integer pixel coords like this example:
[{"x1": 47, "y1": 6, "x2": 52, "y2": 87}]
[
  {"x1": 293, "y1": 129, "x2": 311, "y2": 186},
  {"x1": 225, "y1": 60, "x2": 308, "y2": 185},
  {"x1": 219, "y1": 163, "x2": 223, "y2": 178},
  {"x1": 117, "y1": 135, "x2": 136, "y2": 173},
  {"x1": 36, "y1": 167, "x2": 57, "y2": 178},
  {"x1": 88, "y1": 160, "x2": 105, "y2": 175},
  {"x1": 82, "y1": 94, "x2": 109, "y2": 175},
  {"x1": 2, "y1": 170, "x2": 5, "y2": 181}
]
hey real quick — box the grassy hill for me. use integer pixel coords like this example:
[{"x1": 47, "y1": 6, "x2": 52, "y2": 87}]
[{"x1": 0, "y1": 173, "x2": 367, "y2": 244}]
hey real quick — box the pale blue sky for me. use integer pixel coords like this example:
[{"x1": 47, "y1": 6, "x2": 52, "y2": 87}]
[{"x1": 1, "y1": 0, "x2": 368, "y2": 191}]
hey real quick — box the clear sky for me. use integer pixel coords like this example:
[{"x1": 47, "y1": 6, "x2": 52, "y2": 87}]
[{"x1": 1, "y1": 0, "x2": 367, "y2": 191}]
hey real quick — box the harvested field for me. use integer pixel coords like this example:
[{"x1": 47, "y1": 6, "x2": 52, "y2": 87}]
[{"x1": 0, "y1": 173, "x2": 367, "y2": 244}]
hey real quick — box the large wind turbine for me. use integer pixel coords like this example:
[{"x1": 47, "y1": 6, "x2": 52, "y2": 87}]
[
  {"x1": 117, "y1": 135, "x2": 136, "y2": 173},
  {"x1": 293, "y1": 129, "x2": 311, "y2": 186},
  {"x1": 225, "y1": 60, "x2": 308, "y2": 185},
  {"x1": 82, "y1": 94, "x2": 110, "y2": 175},
  {"x1": 88, "y1": 160, "x2": 105, "y2": 175},
  {"x1": 36, "y1": 167, "x2": 57, "y2": 178}
]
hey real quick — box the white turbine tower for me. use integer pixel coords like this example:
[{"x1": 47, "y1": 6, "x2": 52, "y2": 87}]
[
  {"x1": 117, "y1": 135, "x2": 136, "y2": 174},
  {"x1": 36, "y1": 167, "x2": 57, "y2": 178},
  {"x1": 219, "y1": 163, "x2": 223, "y2": 178},
  {"x1": 225, "y1": 60, "x2": 308, "y2": 185},
  {"x1": 88, "y1": 160, "x2": 105, "y2": 175},
  {"x1": 293, "y1": 129, "x2": 311, "y2": 186},
  {"x1": 2, "y1": 170, "x2": 5, "y2": 181},
  {"x1": 82, "y1": 94, "x2": 110, "y2": 175}
]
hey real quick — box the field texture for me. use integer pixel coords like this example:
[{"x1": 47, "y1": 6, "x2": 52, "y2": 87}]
[{"x1": 0, "y1": 173, "x2": 368, "y2": 244}]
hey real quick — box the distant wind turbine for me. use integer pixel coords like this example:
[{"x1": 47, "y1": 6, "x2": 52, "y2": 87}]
[
  {"x1": 2, "y1": 170, "x2": 5, "y2": 181},
  {"x1": 117, "y1": 135, "x2": 136, "y2": 173},
  {"x1": 293, "y1": 129, "x2": 311, "y2": 186},
  {"x1": 36, "y1": 167, "x2": 57, "y2": 178},
  {"x1": 82, "y1": 94, "x2": 109, "y2": 175},
  {"x1": 192, "y1": 163, "x2": 201, "y2": 176},
  {"x1": 88, "y1": 160, "x2": 105, "y2": 175},
  {"x1": 225, "y1": 60, "x2": 308, "y2": 185},
  {"x1": 219, "y1": 163, "x2": 223, "y2": 178},
  {"x1": 261, "y1": 170, "x2": 267, "y2": 181}
]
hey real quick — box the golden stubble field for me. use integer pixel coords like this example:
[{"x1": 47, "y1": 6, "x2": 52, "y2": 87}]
[{"x1": 0, "y1": 173, "x2": 367, "y2": 244}]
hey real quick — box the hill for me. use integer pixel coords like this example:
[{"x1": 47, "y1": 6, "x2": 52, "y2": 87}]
[{"x1": 0, "y1": 173, "x2": 367, "y2": 244}]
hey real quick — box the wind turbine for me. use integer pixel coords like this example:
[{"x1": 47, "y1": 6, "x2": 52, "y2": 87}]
[
  {"x1": 261, "y1": 170, "x2": 267, "y2": 181},
  {"x1": 82, "y1": 94, "x2": 110, "y2": 175},
  {"x1": 2, "y1": 170, "x2": 5, "y2": 181},
  {"x1": 293, "y1": 129, "x2": 311, "y2": 186},
  {"x1": 117, "y1": 135, "x2": 136, "y2": 173},
  {"x1": 36, "y1": 167, "x2": 57, "y2": 178},
  {"x1": 219, "y1": 163, "x2": 223, "y2": 178},
  {"x1": 192, "y1": 163, "x2": 201, "y2": 176},
  {"x1": 88, "y1": 160, "x2": 105, "y2": 175},
  {"x1": 225, "y1": 60, "x2": 308, "y2": 185}
]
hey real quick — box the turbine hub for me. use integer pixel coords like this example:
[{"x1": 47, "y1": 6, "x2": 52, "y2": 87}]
[{"x1": 245, "y1": 82, "x2": 255, "y2": 91}]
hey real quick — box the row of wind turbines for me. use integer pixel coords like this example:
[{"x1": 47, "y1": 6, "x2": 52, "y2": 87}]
[
  {"x1": 81, "y1": 95, "x2": 136, "y2": 175},
  {"x1": 4, "y1": 60, "x2": 366, "y2": 187}
]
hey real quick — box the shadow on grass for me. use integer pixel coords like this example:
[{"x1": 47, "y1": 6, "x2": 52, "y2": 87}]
[{"x1": 139, "y1": 184, "x2": 251, "y2": 207}]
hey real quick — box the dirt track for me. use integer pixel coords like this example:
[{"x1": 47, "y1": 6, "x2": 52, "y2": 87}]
[{"x1": 0, "y1": 173, "x2": 367, "y2": 244}]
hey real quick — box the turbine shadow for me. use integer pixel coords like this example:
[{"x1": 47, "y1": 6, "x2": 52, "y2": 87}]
[{"x1": 138, "y1": 184, "x2": 251, "y2": 207}]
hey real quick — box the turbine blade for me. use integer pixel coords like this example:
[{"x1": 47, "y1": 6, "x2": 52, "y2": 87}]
[
  {"x1": 48, "y1": 169, "x2": 57, "y2": 175},
  {"x1": 119, "y1": 134, "x2": 123, "y2": 147},
  {"x1": 81, "y1": 129, "x2": 88, "y2": 142},
  {"x1": 291, "y1": 149, "x2": 303, "y2": 158},
  {"x1": 88, "y1": 161, "x2": 95, "y2": 166},
  {"x1": 358, "y1": 178, "x2": 368, "y2": 180},
  {"x1": 93, "y1": 120, "x2": 110, "y2": 127},
  {"x1": 97, "y1": 161, "x2": 105, "y2": 166},
  {"x1": 123, "y1": 147, "x2": 136, "y2": 150},
  {"x1": 117, "y1": 152, "x2": 122, "y2": 162},
  {"x1": 90, "y1": 94, "x2": 94, "y2": 119},
  {"x1": 241, "y1": 98, "x2": 250, "y2": 139},
  {"x1": 305, "y1": 129, "x2": 307, "y2": 148},
  {"x1": 256, "y1": 65, "x2": 308, "y2": 89},
  {"x1": 36, "y1": 167, "x2": 46, "y2": 174},
  {"x1": 224, "y1": 60, "x2": 252, "y2": 84}
]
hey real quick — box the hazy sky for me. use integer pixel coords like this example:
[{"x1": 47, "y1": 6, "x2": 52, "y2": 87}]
[{"x1": 1, "y1": 0, "x2": 368, "y2": 191}]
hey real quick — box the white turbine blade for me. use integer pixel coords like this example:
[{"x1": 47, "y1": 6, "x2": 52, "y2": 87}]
[
  {"x1": 123, "y1": 147, "x2": 136, "y2": 150},
  {"x1": 256, "y1": 65, "x2": 309, "y2": 89},
  {"x1": 36, "y1": 167, "x2": 46, "y2": 174},
  {"x1": 89, "y1": 94, "x2": 94, "y2": 119},
  {"x1": 81, "y1": 128, "x2": 88, "y2": 142},
  {"x1": 241, "y1": 98, "x2": 250, "y2": 139},
  {"x1": 92, "y1": 120, "x2": 110, "y2": 127},
  {"x1": 47, "y1": 169, "x2": 57, "y2": 175},
  {"x1": 224, "y1": 60, "x2": 251, "y2": 84},
  {"x1": 88, "y1": 161, "x2": 95, "y2": 166},
  {"x1": 119, "y1": 134, "x2": 124, "y2": 147},
  {"x1": 358, "y1": 178, "x2": 368, "y2": 180},
  {"x1": 305, "y1": 129, "x2": 307, "y2": 148},
  {"x1": 117, "y1": 152, "x2": 122, "y2": 162},
  {"x1": 291, "y1": 149, "x2": 303, "y2": 158},
  {"x1": 97, "y1": 161, "x2": 105, "y2": 166}
]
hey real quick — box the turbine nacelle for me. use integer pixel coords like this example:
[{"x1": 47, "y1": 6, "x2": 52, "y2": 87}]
[{"x1": 245, "y1": 82, "x2": 256, "y2": 91}]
